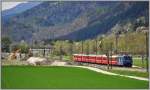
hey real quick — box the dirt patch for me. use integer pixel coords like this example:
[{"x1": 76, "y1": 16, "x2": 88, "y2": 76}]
[{"x1": 51, "y1": 60, "x2": 67, "y2": 66}]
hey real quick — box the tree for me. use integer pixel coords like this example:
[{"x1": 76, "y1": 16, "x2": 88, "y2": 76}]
[
  {"x1": 2, "y1": 37, "x2": 12, "y2": 52},
  {"x1": 10, "y1": 44, "x2": 20, "y2": 52},
  {"x1": 19, "y1": 40, "x2": 29, "y2": 53}
]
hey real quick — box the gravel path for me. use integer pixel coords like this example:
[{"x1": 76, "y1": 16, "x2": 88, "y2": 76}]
[
  {"x1": 69, "y1": 65, "x2": 149, "y2": 81},
  {"x1": 51, "y1": 60, "x2": 67, "y2": 66},
  {"x1": 50, "y1": 61, "x2": 149, "y2": 81}
]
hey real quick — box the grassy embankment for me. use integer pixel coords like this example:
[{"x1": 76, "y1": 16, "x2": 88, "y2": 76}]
[{"x1": 2, "y1": 66, "x2": 148, "y2": 89}]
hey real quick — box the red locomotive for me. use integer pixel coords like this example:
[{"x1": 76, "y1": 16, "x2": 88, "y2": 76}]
[{"x1": 73, "y1": 54, "x2": 133, "y2": 67}]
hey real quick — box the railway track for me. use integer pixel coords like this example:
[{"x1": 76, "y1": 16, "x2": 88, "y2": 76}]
[{"x1": 75, "y1": 62, "x2": 147, "y2": 72}]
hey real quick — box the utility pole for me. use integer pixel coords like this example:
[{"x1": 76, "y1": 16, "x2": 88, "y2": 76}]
[
  {"x1": 115, "y1": 32, "x2": 120, "y2": 54},
  {"x1": 51, "y1": 31, "x2": 55, "y2": 59},
  {"x1": 70, "y1": 40, "x2": 73, "y2": 60},
  {"x1": 9, "y1": 44, "x2": 12, "y2": 53},
  {"x1": 145, "y1": 31, "x2": 149, "y2": 72},
  {"x1": 115, "y1": 33, "x2": 118, "y2": 54},
  {"x1": 87, "y1": 41, "x2": 89, "y2": 55},
  {"x1": 141, "y1": 54, "x2": 144, "y2": 68},
  {"x1": 110, "y1": 42, "x2": 113, "y2": 69},
  {"x1": 43, "y1": 47, "x2": 46, "y2": 57},
  {"x1": 95, "y1": 38, "x2": 98, "y2": 55},
  {"x1": 81, "y1": 41, "x2": 84, "y2": 63},
  {"x1": 82, "y1": 41, "x2": 83, "y2": 54},
  {"x1": 106, "y1": 51, "x2": 110, "y2": 70},
  {"x1": 142, "y1": 30, "x2": 149, "y2": 72},
  {"x1": 60, "y1": 42, "x2": 63, "y2": 60},
  {"x1": 87, "y1": 41, "x2": 89, "y2": 64},
  {"x1": 95, "y1": 39, "x2": 98, "y2": 65}
]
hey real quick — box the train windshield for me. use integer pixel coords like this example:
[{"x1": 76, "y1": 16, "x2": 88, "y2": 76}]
[{"x1": 124, "y1": 56, "x2": 132, "y2": 61}]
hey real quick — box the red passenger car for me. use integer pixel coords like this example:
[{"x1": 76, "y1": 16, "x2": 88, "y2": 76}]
[{"x1": 73, "y1": 54, "x2": 132, "y2": 67}]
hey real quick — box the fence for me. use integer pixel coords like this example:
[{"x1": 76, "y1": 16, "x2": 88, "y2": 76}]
[{"x1": 1, "y1": 52, "x2": 27, "y2": 61}]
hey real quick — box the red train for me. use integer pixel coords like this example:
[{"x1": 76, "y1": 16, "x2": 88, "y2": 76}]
[{"x1": 73, "y1": 54, "x2": 133, "y2": 67}]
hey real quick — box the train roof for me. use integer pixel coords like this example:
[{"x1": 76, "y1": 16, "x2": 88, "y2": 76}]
[
  {"x1": 73, "y1": 54, "x2": 106, "y2": 57},
  {"x1": 73, "y1": 54, "x2": 131, "y2": 58},
  {"x1": 73, "y1": 54, "x2": 119, "y2": 57}
]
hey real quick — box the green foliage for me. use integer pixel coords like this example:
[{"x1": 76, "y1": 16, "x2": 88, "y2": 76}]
[
  {"x1": 3, "y1": 2, "x2": 148, "y2": 42},
  {"x1": 133, "y1": 16, "x2": 148, "y2": 30},
  {"x1": 117, "y1": 32, "x2": 146, "y2": 54},
  {"x1": 10, "y1": 41, "x2": 29, "y2": 53},
  {"x1": 49, "y1": 31, "x2": 146, "y2": 56},
  {"x1": 133, "y1": 58, "x2": 147, "y2": 68},
  {"x1": 100, "y1": 32, "x2": 146, "y2": 55},
  {"x1": 95, "y1": 8, "x2": 106, "y2": 14},
  {"x1": 1, "y1": 37, "x2": 12, "y2": 52},
  {"x1": 19, "y1": 41, "x2": 29, "y2": 53},
  {"x1": 102, "y1": 35, "x2": 114, "y2": 53},
  {"x1": 10, "y1": 44, "x2": 19, "y2": 52},
  {"x1": 53, "y1": 40, "x2": 71, "y2": 55}
]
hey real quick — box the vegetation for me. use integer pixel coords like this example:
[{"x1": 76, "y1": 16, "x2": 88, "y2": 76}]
[
  {"x1": 109, "y1": 70, "x2": 149, "y2": 78},
  {"x1": 10, "y1": 40, "x2": 29, "y2": 53},
  {"x1": 1, "y1": 2, "x2": 149, "y2": 89},
  {"x1": 51, "y1": 32, "x2": 147, "y2": 56},
  {"x1": 18, "y1": 40, "x2": 29, "y2": 53},
  {"x1": 2, "y1": 2, "x2": 148, "y2": 42},
  {"x1": 2, "y1": 66, "x2": 148, "y2": 89},
  {"x1": 133, "y1": 58, "x2": 147, "y2": 68},
  {"x1": 1, "y1": 37, "x2": 12, "y2": 52}
]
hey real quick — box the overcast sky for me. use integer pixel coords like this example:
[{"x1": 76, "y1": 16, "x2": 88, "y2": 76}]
[{"x1": 2, "y1": 2, "x2": 27, "y2": 11}]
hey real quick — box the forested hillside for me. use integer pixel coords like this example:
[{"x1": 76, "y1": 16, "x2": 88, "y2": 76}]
[{"x1": 2, "y1": 1, "x2": 149, "y2": 43}]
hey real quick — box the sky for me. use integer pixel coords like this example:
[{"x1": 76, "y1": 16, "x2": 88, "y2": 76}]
[{"x1": 2, "y1": 2, "x2": 27, "y2": 11}]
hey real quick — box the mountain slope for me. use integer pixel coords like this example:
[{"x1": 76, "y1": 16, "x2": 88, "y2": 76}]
[
  {"x1": 2, "y1": 1, "x2": 149, "y2": 43},
  {"x1": 2, "y1": 2, "x2": 41, "y2": 20},
  {"x1": 59, "y1": 2, "x2": 149, "y2": 40}
]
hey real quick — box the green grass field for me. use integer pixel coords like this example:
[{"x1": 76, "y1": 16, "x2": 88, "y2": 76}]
[
  {"x1": 109, "y1": 70, "x2": 149, "y2": 78},
  {"x1": 133, "y1": 58, "x2": 147, "y2": 68},
  {"x1": 2, "y1": 66, "x2": 149, "y2": 89}
]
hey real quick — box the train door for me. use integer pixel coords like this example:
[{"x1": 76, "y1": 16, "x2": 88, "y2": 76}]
[{"x1": 118, "y1": 56, "x2": 123, "y2": 65}]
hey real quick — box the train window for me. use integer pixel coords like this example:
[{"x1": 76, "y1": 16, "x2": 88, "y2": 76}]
[
  {"x1": 118, "y1": 56, "x2": 123, "y2": 65},
  {"x1": 117, "y1": 57, "x2": 120, "y2": 61},
  {"x1": 124, "y1": 56, "x2": 132, "y2": 61},
  {"x1": 117, "y1": 56, "x2": 123, "y2": 60}
]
